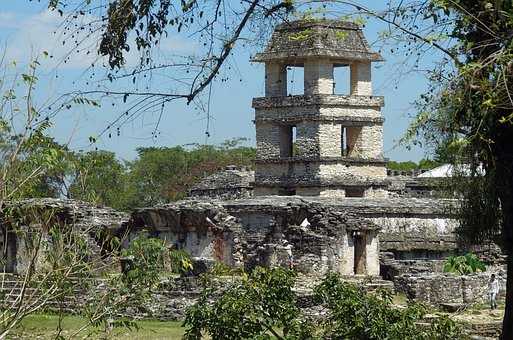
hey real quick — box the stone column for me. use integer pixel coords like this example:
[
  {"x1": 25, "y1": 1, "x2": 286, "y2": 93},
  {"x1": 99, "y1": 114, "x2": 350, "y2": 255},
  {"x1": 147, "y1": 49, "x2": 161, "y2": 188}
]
[
  {"x1": 265, "y1": 62, "x2": 287, "y2": 97},
  {"x1": 365, "y1": 231, "x2": 380, "y2": 276},
  {"x1": 350, "y1": 62, "x2": 372, "y2": 96},
  {"x1": 341, "y1": 231, "x2": 355, "y2": 275},
  {"x1": 255, "y1": 122, "x2": 282, "y2": 158},
  {"x1": 304, "y1": 59, "x2": 334, "y2": 95},
  {"x1": 355, "y1": 125, "x2": 384, "y2": 159}
]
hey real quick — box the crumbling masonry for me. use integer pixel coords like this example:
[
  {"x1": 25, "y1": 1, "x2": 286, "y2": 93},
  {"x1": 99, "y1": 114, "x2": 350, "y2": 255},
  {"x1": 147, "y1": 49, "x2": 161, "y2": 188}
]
[{"x1": 1, "y1": 20, "x2": 506, "y2": 313}]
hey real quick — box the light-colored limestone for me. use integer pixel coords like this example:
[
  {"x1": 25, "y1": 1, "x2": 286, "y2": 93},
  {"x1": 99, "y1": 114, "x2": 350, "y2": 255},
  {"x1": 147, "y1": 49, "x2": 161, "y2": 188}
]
[
  {"x1": 265, "y1": 62, "x2": 287, "y2": 96},
  {"x1": 304, "y1": 59, "x2": 334, "y2": 95},
  {"x1": 350, "y1": 62, "x2": 372, "y2": 95}
]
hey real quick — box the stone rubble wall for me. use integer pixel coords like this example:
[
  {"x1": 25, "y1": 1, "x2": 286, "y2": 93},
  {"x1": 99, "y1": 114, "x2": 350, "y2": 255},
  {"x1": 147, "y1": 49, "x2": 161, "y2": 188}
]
[
  {"x1": 1, "y1": 199, "x2": 129, "y2": 275},
  {"x1": 394, "y1": 272, "x2": 506, "y2": 306}
]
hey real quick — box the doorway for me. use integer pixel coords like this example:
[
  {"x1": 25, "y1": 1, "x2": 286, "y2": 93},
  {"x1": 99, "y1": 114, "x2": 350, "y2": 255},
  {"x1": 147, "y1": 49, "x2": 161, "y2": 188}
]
[{"x1": 353, "y1": 233, "x2": 366, "y2": 275}]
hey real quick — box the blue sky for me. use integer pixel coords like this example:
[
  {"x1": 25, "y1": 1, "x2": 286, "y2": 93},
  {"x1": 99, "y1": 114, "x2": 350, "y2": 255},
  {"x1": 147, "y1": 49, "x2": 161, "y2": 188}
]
[{"x1": 0, "y1": 1, "x2": 435, "y2": 162}]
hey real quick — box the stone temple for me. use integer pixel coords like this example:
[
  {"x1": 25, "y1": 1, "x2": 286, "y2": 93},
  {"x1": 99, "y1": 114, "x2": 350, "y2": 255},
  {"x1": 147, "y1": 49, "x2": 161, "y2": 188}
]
[
  {"x1": 1, "y1": 20, "x2": 506, "y2": 315},
  {"x1": 252, "y1": 20, "x2": 387, "y2": 198}
]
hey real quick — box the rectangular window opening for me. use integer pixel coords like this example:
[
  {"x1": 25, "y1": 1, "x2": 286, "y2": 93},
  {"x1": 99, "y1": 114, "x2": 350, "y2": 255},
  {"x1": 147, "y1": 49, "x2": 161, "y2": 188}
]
[
  {"x1": 292, "y1": 126, "x2": 297, "y2": 157},
  {"x1": 286, "y1": 65, "x2": 304, "y2": 96},
  {"x1": 278, "y1": 188, "x2": 296, "y2": 196},
  {"x1": 341, "y1": 126, "x2": 362, "y2": 157},
  {"x1": 280, "y1": 125, "x2": 296, "y2": 158},
  {"x1": 341, "y1": 127, "x2": 348, "y2": 156},
  {"x1": 346, "y1": 187, "x2": 365, "y2": 197},
  {"x1": 333, "y1": 65, "x2": 350, "y2": 95}
]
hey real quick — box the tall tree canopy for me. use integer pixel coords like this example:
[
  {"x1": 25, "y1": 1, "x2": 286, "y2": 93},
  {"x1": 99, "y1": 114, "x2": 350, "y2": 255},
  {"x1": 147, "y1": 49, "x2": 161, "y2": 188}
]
[{"x1": 391, "y1": 1, "x2": 513, "y2": 336}]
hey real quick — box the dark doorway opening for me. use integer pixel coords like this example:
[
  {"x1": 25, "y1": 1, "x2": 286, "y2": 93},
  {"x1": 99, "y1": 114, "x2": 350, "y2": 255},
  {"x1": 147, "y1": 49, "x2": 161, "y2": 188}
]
[
  {"x1": 345, "y1": 187, "x2": 365, "y2": 197},
  {"x1": 354, "y1": 233, "x2": 366, "y2": 275},
  {"x1": 278, "y1": 188, "x2": 296, "y2": 196}
]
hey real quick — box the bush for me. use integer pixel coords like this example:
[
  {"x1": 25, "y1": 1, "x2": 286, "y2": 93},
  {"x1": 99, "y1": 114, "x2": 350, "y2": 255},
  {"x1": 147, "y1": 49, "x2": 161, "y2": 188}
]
[
  {"x1": 183, "y1": 268, "x2": 464, "y2": 340},
  {"x1": 121, "y1": 236, "x2": 168, "y2": 287},
  {"x1": 443, "y1": 253, "x2": 486, "y2": 275},
  {"x1": 168, "y1": 249, "x2": 193, "y2": 275}
]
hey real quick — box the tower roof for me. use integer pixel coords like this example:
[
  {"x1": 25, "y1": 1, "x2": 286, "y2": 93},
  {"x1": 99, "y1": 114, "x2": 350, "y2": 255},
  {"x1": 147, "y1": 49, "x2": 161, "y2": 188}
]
[{"x1": 252, "y1": 19, "x2": 383, "y2": 63}]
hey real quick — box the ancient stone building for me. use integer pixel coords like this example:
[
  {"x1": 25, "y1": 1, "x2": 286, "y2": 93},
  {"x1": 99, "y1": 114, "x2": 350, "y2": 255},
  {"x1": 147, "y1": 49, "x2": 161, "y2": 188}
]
[
  {"x1": 188, "y1": 166, "x2": 254, "y2": 200},
  {"x1": 1, "y1": 20, "x2": 506, "y2": 314},
  {"x1": 251, "y1": 20, "x2": 387, "y2": 198}
]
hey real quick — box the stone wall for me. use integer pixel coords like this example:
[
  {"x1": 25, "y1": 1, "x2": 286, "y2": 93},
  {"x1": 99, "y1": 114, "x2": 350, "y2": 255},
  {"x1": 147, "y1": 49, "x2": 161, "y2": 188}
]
[
  {"x1": 188, "y1": 167, "x2": 254, "y2": 200},
  {"x1": 1, "y1": 199, "x2": 129, "y2": 275},
  {"x1": 128, "y1": 202, "x2": 244, "y2": 268},
  {"x1": 129, "y1": 198, "x2": 381, "y2": 277},
  {"x1": 394, "y1": 272, "x2": 506, "y2": 306}
]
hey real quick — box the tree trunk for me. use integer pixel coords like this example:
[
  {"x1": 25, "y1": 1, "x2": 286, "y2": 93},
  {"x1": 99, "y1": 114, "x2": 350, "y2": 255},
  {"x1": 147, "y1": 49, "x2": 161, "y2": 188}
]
[
  {"x1": 503, "y1": 253, "x2": 513, "y2": 339},
  {"x1": 499, "y1": 158, "x2": 513, "y2": 339}
]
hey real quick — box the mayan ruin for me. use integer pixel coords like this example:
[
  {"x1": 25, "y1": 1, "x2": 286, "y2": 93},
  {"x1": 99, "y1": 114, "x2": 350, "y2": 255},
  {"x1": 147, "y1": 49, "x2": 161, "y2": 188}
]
[{"x1": 2, "y1": 2, "x2": 512, "y2": 339}]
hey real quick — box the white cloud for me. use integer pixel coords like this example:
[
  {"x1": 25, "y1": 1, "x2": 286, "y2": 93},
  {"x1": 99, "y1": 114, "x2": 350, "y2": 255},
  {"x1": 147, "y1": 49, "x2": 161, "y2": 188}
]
[
  {"x1": 0, "y1": 10, "x2": 105, "y2": 70},
  {"x1": 0, "y1": 9, "x2": 200, "y2": 72}
]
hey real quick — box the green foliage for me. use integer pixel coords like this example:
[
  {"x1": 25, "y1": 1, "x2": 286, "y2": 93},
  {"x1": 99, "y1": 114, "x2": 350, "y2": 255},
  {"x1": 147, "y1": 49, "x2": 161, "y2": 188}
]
[
  {"x1": 405, "y1": 1, "x2": 513, "y2": 251},
  {"x1": 443, "y1": 253, "x2": 486, "y2": 275},
  {"x1": 288, "y1": 29, "x2": 313, "y2": 41},
  {"x1": 168, "y1": 249, "x2": 193, "y2": 275},
  {"x1": 314, "y1": 273, "x2": 463, "y2": 340},
  {"x1": 183, "y1": 267, "x2": 307, "y2": 340},
  {"x1": 184, "y1": 268, "x2": 464, "y2": 340},
  {"x1": 121, "y1": 236, "x2": 168, "y2": 287},
  {"x1": 121, "y1": 139, "x2": 255, "y2": 208},
  {"x1": 68, "y1": 150, "x2": 129, "y2": 210},
  {"x1": 1, "y1": 135, "x2": 255, "y2": 211},
  {"x1": 387, "y1": 160, "x2": 419, "y2": 171},
  {"x1": 208, "y1": 261, "x2": 244, "y2": 277},
  {"x1": 387, "y1": 159, "x2": 440, "y2": 171}
]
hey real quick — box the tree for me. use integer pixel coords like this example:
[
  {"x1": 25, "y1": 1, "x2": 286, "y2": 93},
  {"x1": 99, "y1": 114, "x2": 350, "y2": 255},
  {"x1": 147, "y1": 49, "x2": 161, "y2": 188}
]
[
  {"x1": 68, "y1": 150, "x2": 130, "y2": 210},
  {"x1": 397, "y1": 2, "x2": 513, "y2": 337},
  {"x1": 124, "y1": 141, "x2": 255, "y2": 207},
  {"x1": 0, "y1": 55, "x2": 100, "y2": 339},
  {"x1": 183, "y1": 267, "x2": 312, "y2": 340},
  {"x1": 0, "y1": 55, "x2": 164, "y2": 339}
]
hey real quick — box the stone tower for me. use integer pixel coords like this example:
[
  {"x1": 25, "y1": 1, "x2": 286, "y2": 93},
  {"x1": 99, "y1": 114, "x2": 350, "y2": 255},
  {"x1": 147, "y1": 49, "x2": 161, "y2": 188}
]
[{"x1": 252, "y1": 20, "x2": 387, "y2": 198}]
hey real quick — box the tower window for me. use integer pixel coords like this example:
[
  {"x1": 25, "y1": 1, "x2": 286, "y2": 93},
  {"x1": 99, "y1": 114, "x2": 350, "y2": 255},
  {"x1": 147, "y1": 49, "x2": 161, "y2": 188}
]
[
  {"x1": 341, "y1": 127, "x2": 348, "y2": 156},
  {"x1": 333, "y1": 64, "x2": 350, "y2": 95},
  {"x1": 286, "y1": 65, "x2": 304, "y2": 96},
  {"x1": 280, "y1": 125, "x2": 297, "y2": 157},
  {"x1": 341, "y1": 126, "x2": 362, "y2": 157}
]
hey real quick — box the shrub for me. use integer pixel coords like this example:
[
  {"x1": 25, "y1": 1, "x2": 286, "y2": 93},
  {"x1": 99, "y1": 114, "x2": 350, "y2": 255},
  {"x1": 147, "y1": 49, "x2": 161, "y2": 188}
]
[
  {"x1": 121, "y1": 236, "x2": 168, "y2": 287},
  {"x1": 168, "y1": 249, "x2": 193, "y2": 275},
  {"x1": 183, "y1": 268, "x2": 464, "y2": 340},
  {"x1": 443, "y1": 253, "x2": 486, "y2": 275}
]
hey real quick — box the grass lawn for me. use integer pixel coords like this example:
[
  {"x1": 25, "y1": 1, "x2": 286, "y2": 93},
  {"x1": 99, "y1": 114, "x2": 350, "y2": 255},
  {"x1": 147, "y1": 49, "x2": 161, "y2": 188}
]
[{"x1": 12, "y1": 314, "x2": 186, "y2": 339}]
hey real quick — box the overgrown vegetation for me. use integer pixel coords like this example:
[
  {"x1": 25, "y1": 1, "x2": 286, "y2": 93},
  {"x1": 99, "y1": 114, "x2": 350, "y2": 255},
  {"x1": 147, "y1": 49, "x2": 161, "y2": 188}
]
[{"x1": 184, "y1": 267, "x2": 464, "y2": 340}]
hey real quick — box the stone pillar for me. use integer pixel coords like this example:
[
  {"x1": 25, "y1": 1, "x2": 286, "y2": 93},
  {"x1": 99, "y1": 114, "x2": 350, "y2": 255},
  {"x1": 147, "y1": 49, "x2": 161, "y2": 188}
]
[
  {"x1": 304, "y1": 59, "x2": 334, "y2": 95},
  {"x1": 356, "y1": 125, "x2": 384, "y2": 159},
  {"x1": 365, "y1": 231, "x2": 380, "y2": 276},
  {"x1": 265, "y1": 62, "x2": 287, "y2": 97},
  {"x1": 341, "y1": 231, "x2": 355, "y2": 275},
  {"x1": 317, "y1": 123, "x2": 341, "y2": 157},
  {"x1": 295, "y1": 121, "x2": 320, "y2": 157},
  {"x1": 350, "y1": 62, "x2": 372, "y2": 96},
  {"x1": 255, "y1": 122, "x2": 282, "y2": 158}
]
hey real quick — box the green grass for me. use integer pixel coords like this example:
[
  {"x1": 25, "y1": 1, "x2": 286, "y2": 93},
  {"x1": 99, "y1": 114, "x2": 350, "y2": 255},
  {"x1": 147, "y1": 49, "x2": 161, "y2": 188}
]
[{"x1": 12, "y1": 314, "x2": 185, "y2": 339}]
